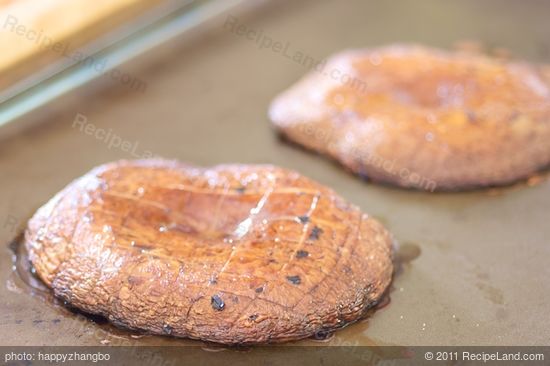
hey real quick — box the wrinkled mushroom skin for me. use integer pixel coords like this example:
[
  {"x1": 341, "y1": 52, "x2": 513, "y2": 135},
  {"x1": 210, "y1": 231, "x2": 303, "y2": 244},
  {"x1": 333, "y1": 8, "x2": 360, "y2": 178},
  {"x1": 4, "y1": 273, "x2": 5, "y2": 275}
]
[{"x1": 25, "y1": 159, "x2": 393, "y2": 345}]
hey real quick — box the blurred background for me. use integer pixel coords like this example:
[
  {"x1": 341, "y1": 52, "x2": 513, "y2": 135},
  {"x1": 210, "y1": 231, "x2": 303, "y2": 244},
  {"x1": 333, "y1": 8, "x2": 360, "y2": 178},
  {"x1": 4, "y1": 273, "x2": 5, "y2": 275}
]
[
  {"x1": 1, "y1": 0, "x2": 550, "y2": 140},
  {"x1": 1, "y1": 0, "x2": 550, "y2": 348}
]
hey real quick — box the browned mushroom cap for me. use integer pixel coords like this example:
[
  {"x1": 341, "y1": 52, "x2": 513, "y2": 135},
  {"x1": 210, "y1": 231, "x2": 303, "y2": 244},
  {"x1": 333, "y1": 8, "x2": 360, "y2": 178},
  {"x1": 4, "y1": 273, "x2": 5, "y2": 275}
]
[
  {"x1": 269, "y1": 44, "x2": 550, "y2": 191},
  {"x1": 25, "y1": 159, "x2": 393, "y2": 345}
]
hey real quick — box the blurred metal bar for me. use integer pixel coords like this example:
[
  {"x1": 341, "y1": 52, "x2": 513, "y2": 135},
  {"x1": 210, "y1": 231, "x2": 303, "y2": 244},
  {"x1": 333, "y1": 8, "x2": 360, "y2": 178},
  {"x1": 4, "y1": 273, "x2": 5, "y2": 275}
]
[{"x1": 0, "y1": 0, "x2": 246, "y2": 139}]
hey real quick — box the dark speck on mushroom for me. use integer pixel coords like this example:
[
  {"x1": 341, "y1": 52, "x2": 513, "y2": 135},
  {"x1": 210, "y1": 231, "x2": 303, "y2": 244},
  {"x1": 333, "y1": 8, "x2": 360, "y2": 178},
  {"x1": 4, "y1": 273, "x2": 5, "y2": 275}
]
[
  {"x1": 162, "y1": 324, "x2": 173, "y2": 335},
  {"x1": 286, "y1": 275, "x2": 301, "y2": 285},
  {"x1": 236, "y1": 186, "x2": 246, "y2": 194},
  {"x1": 255, "y1": 287, "x2": 264, "y2": 293},
  {"x1": 309, "y1": 226, "x2": 323, "y2": 241},
  {"x1": 211, "y1": 294, "x2": 225, "y2": 311},
  {"x1": 296, "y1": 250, "x2": 309, "y2": 258},
  {"x1": 297, "y1": 215, "x2": 309, "y2": 224}
]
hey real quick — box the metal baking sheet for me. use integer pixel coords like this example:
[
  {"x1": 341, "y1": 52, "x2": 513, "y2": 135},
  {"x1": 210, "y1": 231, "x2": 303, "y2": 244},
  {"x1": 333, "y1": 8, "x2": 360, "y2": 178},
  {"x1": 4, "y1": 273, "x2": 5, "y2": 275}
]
[{"x1": 1, "y1": 0, "x2": 549, "y2": 362}]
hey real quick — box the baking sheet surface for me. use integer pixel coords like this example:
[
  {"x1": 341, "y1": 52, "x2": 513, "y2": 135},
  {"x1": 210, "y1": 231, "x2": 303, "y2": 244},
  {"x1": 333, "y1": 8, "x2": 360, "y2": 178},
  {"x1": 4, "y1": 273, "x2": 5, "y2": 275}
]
[{"x1": 1, "y1": 0, "x2": 549, "y2": 348}]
